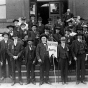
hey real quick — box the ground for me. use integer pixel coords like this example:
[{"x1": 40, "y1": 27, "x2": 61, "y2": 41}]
[{"x1": 0, "y1": 82, "x2": 88, "y2": 88}]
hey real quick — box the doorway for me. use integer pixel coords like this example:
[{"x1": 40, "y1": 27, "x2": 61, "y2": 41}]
[{"x1": 37, "y1": 2, "x2": 49, "y2": 25}]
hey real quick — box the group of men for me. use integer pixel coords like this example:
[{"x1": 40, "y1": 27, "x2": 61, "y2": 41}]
[{"x1": 0, "y1": 9, "x2": 88, "y2": 86}]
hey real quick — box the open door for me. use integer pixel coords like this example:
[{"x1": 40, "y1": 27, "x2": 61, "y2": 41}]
[{"x1": 37, "y1": 2, "x2": 49, "y2": 25}]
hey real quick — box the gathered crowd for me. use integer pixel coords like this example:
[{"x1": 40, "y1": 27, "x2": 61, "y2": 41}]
[{"x1": 0, "y1": 9, "x2": 88, "y2": 86}]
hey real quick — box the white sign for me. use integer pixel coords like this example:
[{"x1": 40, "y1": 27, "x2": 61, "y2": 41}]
[{"x1": 47, "y1": 41, "x2": 58, "y2": 58}]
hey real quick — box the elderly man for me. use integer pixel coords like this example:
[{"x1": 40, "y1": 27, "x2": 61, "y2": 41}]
[{"x1": 36, "y1": 34, "x2": 51, "y2": 85}]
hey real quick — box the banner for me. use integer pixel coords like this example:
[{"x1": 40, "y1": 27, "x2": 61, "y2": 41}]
[{"x1": 47, "y1": 41, "x2": 58, "y2": 58}]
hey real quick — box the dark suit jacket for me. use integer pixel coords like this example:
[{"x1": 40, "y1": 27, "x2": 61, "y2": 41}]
[
  {"x1": 25, "y1": 45, "x2": 36, "y2": 64},
  {"x1": 36, "y1": 43, "x2": 49, "y2": 62},
  {"x1": 7, "y1": 40, "x2": 23, "y2": 62},
  {"x1": 71, "y1": 40, "x2": 88, "y2": 58},
  {"x1": 57, "y1": 44, "x2": 69, "y2": 60},
  {"x1": 0, "y1": 39, "x2": 13, "y2": 61}
]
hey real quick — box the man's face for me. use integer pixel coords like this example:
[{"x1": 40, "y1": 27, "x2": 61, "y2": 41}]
[
  {"x1": 28, "y1": 41, "x2": 33, "y2": 45},
  {"x1": 67, "y1": 9, "x2": 70, "y2": 13},
  {"x1": 38, "y1": 20, "x2": 42, "y2": 23},
  {"x1": 41, "y1": 37, "x2": 47, "y2": 43},
  {"x1": 13, "y1": 37, "x2": 18, "y2": 40},
  {"x1": 61, "y1": 40, "x2": 65, "y2": 44},
  {"x1": 56, "y1": 29, "x2": 60, "y2": 33},
  {"x1": 32, "y1": 26, "x2": 36, "y2": 32},
  {"x1": 78, "y1": 36, "x2": 82, "y2": 40},
  {"x1": 57, "y1": 19, "x2": 61, "y2": 23},
  {"x1": 9, "y1": 27, "x2": 13, "y2": 32},
  {"x1": 14, "y1": 21, "x2": 19, "y2": 26},
  {"x1": 45, "y1": 30, "x2": 49, "y2": 35},
  {"x1": 31, "y1": 17, "x2": 35, "y2": 20},
  {"x1": 65, "y1": 31, "x2": 70, "y2": 35},
  {"x1": 4, "y1": 35, "x2": 8, "y2": 41},
  {"x1": 83, "y1": 27, "x2": 87, "y2": 32}
]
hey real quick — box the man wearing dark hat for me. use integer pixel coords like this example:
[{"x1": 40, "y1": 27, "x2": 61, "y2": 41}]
[
  {"x1": 53, "y1": 27, "x2": 62, "y2": 44},
  {"x1": 71, "y1": 33, "x2": 88, "y2": 84},
  {"x1": 54, "y1": 17, "x2": 65, "y2": 36},
  {"x1": 83, "y1": 25, "x2": 88, "y2": 45},
  {"x1": 28, "y1": 14, "x2": 36, "y2": 31},
  {"x1": 28, "y1": 24, "x2": 39, "y2": 46},
  {"x1": 37, "y1": 17, "x2": 44, "y2": 35},
  {"x1": 13, "y1": 19, "x2": 21, "y2": 38},
  {"x1": 63, "y1": 9, "x2": 74, "y2": 25},
  {"x1": 45, "y1": 18, "x2": 54, "y2": 34},
  {"x1": 36, "y1": 34, "x2": 51, "y2": 85},
  {"x1": 57, "y1": 36, "x2": 69, "y2": 84},
  {"x1": 25, "y1": 38, "x2": 36, "y2": 85},
  {"x1": 7, "y1": 25, "x2": 14, "y2": 39},
  {"x1": 7, "y1": 33, "x2": 23, "y2": 86},
  {"x1": 0, "y1": 32, "x2": 13, "y2": 80}
]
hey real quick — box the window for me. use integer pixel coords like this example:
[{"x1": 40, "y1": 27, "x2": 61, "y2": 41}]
[
  {"x1": 0, "y1": 0, "x2": 6, "y2": 19},
  {"x1": 50, "y1": 3, "x2": 59, "y2": 14}
]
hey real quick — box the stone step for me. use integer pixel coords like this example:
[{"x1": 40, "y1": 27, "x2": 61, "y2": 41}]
[{"x1": 1, "y1": 76, "x2": 88, "y2": 83}]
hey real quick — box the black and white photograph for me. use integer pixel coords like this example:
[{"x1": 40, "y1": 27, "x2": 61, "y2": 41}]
[{"x1": 0, "y1": 0, "x2": 88, "y2": 88}]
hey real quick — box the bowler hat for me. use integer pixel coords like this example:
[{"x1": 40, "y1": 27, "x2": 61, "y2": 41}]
[
  {"x1": 60, "y1": 37, "x2": 66, "y2": 41},
  {"x1": 13, "y1": 19, "x2": 19, "y2": 23},
  {"x1": 27, "y1": 38, "x2": 33, "y2": 42},
  {"x1": 40, "y1": 34, "x2": 48, "y2": 39}
]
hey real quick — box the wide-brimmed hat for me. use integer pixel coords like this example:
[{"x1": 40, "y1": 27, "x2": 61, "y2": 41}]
[
  {"x1": 2, "y1": 32, "x2": 9, "y2": 36},
  {"x1": 6, "y1": 25, "x2": 14, "y2": 28}
]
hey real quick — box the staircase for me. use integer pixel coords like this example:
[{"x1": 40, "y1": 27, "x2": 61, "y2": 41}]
[{"x1": 0, "y1": 59, "x2": 88, "y2": 83}]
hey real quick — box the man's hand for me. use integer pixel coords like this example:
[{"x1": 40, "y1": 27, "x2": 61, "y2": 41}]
[
  {"x1": 0, "y1": 62, "x2": 3, "y2": 66},
  {"x1": 38, "y1": 59, "x2": 42, "y2": 63},
  {"x1": 74, "y1": 57, "x2": 77, "y2": 61},
  {"x1": 33, "y1": 61, "x2": 35, "y2": 64},
  {"x1": 69, "y1": 61, "x2": 71, "y2": 65},
  {"x1": 85, "y1": 54, "x2": 88, "y2": 61}
]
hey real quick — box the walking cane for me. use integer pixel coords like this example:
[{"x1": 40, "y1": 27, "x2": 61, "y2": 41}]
[
  {"x1": 76, "y1": 60, "x2": 77, "y2": 83},
  {"x1": 53, "y1": 55, "x2": 57, "y2": 83}
]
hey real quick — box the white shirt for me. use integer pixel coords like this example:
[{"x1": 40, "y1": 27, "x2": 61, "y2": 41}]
[{"x1": 14, "y1": 40, "x2": 17, "y2": 46}]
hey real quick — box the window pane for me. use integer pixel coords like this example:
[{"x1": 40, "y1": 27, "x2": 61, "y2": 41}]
[
  {"x1": 0, "y1": 0, "x2": 6, "y2": 5},
  {"x1": 0, "y1": 5, "x2": 6, "y2": 19}
]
